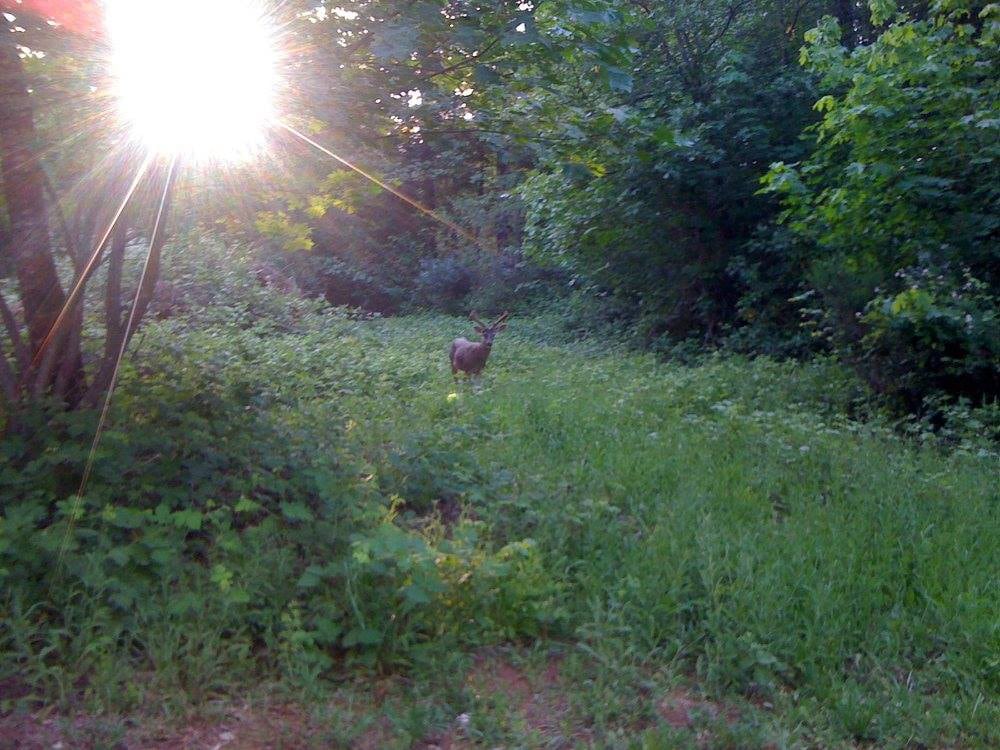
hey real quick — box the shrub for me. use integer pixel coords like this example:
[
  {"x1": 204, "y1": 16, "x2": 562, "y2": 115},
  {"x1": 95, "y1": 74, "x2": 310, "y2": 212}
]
[
  {"x1": 763, "y1": 0, "x2": 1000, "y2": 413},
  {"x1": 0, "y1": 242, "x2": 555, "y2": 709},
  {"x1": 861, "y1": 267, "x2": 1000, "y2": 416},
  {"x1": 414, "y1": 256, "x2": 479, "y2": 313}
]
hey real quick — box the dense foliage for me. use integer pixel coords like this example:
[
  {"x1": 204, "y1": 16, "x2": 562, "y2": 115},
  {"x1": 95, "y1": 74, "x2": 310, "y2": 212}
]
[
  {"x1": 2, "y1": 0, "x2": 997, "y2": 419},
  {"x1": 515, "y1": 0, "x2": 998, "y2": 418},
  {"x1": 0, "y1": 0, "x2": 998, "y2": 745},
  {"x1": 764, "y1": 0, "x2": 999, "y2": 415},
  {"x1": 2, "y1": 250, "x2": 997, "y2": 745}
]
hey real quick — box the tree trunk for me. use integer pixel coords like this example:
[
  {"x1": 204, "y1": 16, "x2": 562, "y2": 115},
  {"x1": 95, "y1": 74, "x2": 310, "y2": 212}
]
[
  {"x1": 83, "y1": 161, "x2": 177, "y2": 406},
  {"x1": 0, "y1": 29, "x2": 83, "y2": 399}
]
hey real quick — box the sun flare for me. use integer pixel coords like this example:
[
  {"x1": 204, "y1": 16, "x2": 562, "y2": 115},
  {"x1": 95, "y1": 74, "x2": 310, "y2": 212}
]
[{"x1": 107, "y1": 0, "x2": 279, "y2": 162}]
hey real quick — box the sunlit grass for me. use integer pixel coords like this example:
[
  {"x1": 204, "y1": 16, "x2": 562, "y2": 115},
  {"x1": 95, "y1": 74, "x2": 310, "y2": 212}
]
[
  {"x1": 4, "y1": 257, "x2": 997, "y2": 745},
  {"x1": 132, "y1": 306, "x2": 998, "y2": 744}
]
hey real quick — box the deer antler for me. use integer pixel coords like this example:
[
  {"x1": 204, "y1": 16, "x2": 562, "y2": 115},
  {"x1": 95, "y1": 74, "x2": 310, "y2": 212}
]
[{"x1": 493, "y1": 311, "x2": 510, "y2": 326}]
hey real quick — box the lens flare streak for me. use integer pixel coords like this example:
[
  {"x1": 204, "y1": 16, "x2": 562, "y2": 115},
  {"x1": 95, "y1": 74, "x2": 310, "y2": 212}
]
[
  {"x1": 29, "y1": 151, "x2": 154, "y2": 375},
  {"x1": 279, "y1": 121, "x2": 478, "y2": 245},
  {"x1": 56, "y1": 157, "x2": 178, "y2": 567}
]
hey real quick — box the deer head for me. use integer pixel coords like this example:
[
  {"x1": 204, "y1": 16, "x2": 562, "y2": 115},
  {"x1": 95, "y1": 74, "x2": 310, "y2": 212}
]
[{"x1": 469, "y1": 310, "x2": 509, "y2": 346}]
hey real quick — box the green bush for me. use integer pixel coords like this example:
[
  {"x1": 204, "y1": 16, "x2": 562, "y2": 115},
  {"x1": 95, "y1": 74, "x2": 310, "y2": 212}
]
[
  {"x1": 2, "y1": 240, "x2": 998, "y2": 744},
  {"x1": 414, "y1": 256, "x2": 478, "y2": 313},
  {"x1": 764, "y1": 0, "x2": 1000, "y2": 413},
  {"x1": 0, "y1": 249, "x2": 557, "y2": 709},
  {"x1": 861, "y1": 268, "x2": 1000, "y2": 416}
]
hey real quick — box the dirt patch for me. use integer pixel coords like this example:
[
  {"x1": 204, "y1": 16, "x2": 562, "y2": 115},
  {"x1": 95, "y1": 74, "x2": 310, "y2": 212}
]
[
  {"x1": 657, "y1": 687, "x2": 740, "y2": 730},
  {"x1": 0, "y1": 712, "x2": 58, "y2": 750},
  {"x1": 434, "y1": 496, "x2": 464, "y2": 530},
  {"x1": 2, "y1": 661, "x2": 748, "y2": 748},
  {"x1": 461, "y1": 651, "x2": 591, "y2": 748},
  {"x1": 0, "y1": 704, "x2": 325, "y2": 750}
]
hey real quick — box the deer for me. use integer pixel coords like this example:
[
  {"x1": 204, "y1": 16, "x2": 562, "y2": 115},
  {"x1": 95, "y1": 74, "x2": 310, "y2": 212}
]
[{"x1": 450, "y1": 311, "x2": 509, "y2": 378}]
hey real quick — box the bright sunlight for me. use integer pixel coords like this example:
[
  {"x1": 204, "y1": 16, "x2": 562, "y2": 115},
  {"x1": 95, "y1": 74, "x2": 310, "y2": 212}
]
[{"x1": 107, "y1": 0, "x2": 279, "y2": 161}]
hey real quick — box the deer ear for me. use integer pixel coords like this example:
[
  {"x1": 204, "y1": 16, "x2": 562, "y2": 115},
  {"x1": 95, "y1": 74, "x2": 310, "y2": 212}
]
[{"x1": 474, "y1": 325, "x2": 485, "y2": 333}]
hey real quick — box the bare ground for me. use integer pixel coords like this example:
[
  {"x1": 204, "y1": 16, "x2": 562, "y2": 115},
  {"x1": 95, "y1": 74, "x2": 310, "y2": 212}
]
[{"x1": 0, "y1": 652, "x2": 740, "y2": 749}]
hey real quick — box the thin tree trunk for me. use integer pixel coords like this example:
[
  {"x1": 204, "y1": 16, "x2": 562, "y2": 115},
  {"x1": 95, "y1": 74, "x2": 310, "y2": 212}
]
[
  {"x1": 83, "y1": 163, "x2": 177, "y2": 406},
  {"x1": 127, "y1": 161, "x2": 177, "y2": 339},
  {"x1": 495, "y1": 149, "x2": 510, "y2": 252},
  {"x1": 53, "y1": 301, "x2": 82, "y2": 401},
  {"x1": 41, "y1": 163, "x2": 83, "y2": 271},
  {"x1": 0, "y1": 35, "x2": 61, "y2": 353},
  {"x1": 0, "y1": 340, "x2": 16, "y2": 404},
  {"x1": 105, "y1": 222, "x2": 127, "y2": 350},
  {"x1": 0, "y1": 29, "x2": 83, "y2": 398}
]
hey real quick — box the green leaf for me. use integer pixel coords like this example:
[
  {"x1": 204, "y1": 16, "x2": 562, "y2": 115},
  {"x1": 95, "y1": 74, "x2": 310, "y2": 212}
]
[
  {"x1": 227, "y1": 589, "x2": 251, "y2": 605},
  {"x1": 402, "y1": 583, "x2": 432, "y2": 606},
  {"x1": 869, "y1": 0, "x2": 897, "y2": 26},
  {"x1": 313, "y1": 618, "x2": 343, "y2": 645},
  {"x1": 171, "y1": 509, "x2": 203, "y2": 531},
  {"x1": 107, "y1": 546, "x2": 131, "y2": 566},
  {"x1": 815, "y1": 95, "x2": 837, "y2": 113},
  {"x1": 234, "y1": 496, "x2": 262, "y2": 514},
  {"x1": 651, "y1": 125, "x2": 677, "y2": 147},
  {"x1": 343, "y1": 627, "x2": 383, "y2": 647},
  {"x1": 211, "y1": 563, "x2": 233, "y2": 592},
  {"x1": 297, "y1": 564, "x2": 326, "y2": 588},
  {"x1": 281, "y1": 502, "x2": 315, "y2": 523},
  {"x1": 104, "y1": 506, "x2": 146, "y2": 529}
]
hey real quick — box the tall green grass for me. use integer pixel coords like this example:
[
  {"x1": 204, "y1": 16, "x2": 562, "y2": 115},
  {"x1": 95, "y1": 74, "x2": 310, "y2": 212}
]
[
  {"x1": 326, "y1": 314, "x2": 999, "y2": 744},
  {"x1": 2, "y1": 308, "x2": 997, "y2": 746}
]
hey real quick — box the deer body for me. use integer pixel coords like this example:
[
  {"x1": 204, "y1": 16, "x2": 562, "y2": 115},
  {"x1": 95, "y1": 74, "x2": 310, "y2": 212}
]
[
  {"x1": 450, "y1": 337, "x2": 492, "y2": 375},
  {"x1": 450, "y1": 312, "x2": 508, "y2": 377}
]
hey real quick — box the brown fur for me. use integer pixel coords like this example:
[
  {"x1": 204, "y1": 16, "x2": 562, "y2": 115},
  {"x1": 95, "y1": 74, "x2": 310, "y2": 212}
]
[{"x1": 450, "y1": 311, "x2": 509, "y2": 377}]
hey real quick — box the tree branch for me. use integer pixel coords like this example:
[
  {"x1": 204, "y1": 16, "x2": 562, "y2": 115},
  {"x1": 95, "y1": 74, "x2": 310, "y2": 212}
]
[
  {"x1": 411, "y1": 36, "x2": 504, "y2": 81},
  {"x1": 703, "y1": 1, "x2": 752, "y2": 55},
  {"x1": 105, "y1": 220, "x2": 126, "y2": 350},
  {"x1": 83, "y1": 161, "x2": 177, "y2": 407}
]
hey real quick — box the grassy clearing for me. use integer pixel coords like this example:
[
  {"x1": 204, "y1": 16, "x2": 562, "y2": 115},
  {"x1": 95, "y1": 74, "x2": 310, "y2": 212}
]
[
  {"x1": 2, "y1": 310, "x2": 998, "y2": 748},
  {"x1": 337, "y1": 314, "x2": 999, "y2": 746}
]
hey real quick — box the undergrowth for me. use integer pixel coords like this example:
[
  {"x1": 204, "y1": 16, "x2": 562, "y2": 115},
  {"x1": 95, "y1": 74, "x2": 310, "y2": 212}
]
[{"x1": 1, "y1": 249, "x2": 997, "y2": 747}]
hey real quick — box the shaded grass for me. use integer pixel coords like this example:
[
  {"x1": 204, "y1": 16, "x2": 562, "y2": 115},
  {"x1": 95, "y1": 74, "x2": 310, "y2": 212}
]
[
  {"x1": 324, "y1": 314, "x2": 999, "y2": 745},
  {"x1": 3, "y1": 310, "x2": 998, "y2": 747}
]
